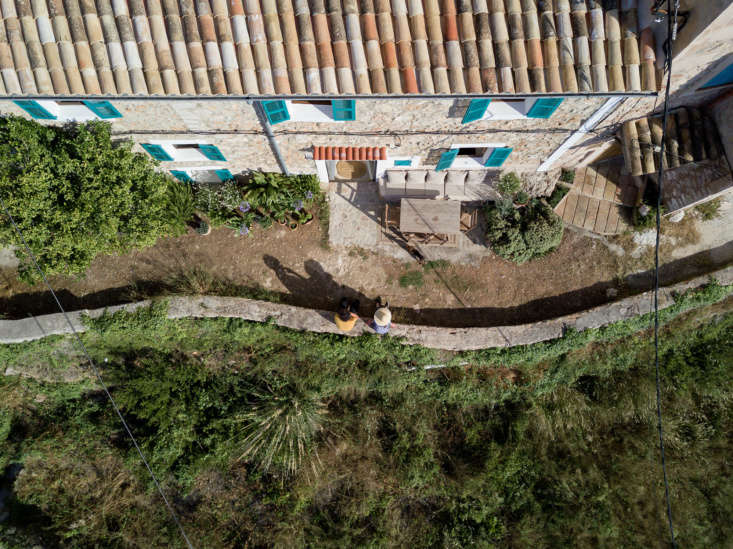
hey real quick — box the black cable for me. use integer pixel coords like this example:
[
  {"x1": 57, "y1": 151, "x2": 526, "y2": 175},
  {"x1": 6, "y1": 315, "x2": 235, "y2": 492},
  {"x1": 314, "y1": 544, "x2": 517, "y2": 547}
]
[
  {"x1": 653, "y1": 0, "x2": 678, "y2": 546},
  {"x1": 0, "y1": 195, "x2": 196, "y2": 549}
]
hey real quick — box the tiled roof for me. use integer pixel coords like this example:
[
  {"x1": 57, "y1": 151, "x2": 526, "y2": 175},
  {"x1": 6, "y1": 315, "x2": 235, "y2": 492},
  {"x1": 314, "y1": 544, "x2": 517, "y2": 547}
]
[
  {"x1": 314, "y1": 145, "x2": 387, "y2": 159},
  {"x1": 0, "y1": 0, "x2": 657, "y2": 96}
]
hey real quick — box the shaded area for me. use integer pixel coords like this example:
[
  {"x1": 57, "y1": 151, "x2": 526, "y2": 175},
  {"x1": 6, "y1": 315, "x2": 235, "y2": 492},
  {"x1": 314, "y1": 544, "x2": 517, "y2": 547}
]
[{"x1": 2, "y1": 243, "x2": 731, "y2": 328}]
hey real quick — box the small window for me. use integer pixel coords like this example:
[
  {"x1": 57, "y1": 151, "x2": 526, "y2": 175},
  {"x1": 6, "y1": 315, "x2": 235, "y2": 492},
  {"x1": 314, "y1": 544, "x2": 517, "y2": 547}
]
[
  {"x1": 456, "y1": 147, "x2": 485, "y2": 157},
  {"x1": 700, "y1": 63, "x2": 733, "y2": 89},
  {"x1": 15, "y1": 99, "x2": 122, "y2": 121},
  {"x1": 142, "y1": 144, "x2": 173, "y2": 161},
  {"x1": 169, "y1": 168, "x2": 235, "y2": 183},
  {"x1": 144, "y1": 142, "x2": 226, "y2": 162},
  {"x1": 394, "y1": 159, "x2": 412, "y2": 166},
  {"x1": 447, "y1": 143, "x2": 509, "y2": 168},
  {"x1": 279, "y1": 99, "x2": 357, "y2": 122},
  {"x1": 461, "y1": 98, "x2": 563, "y2": 122}
]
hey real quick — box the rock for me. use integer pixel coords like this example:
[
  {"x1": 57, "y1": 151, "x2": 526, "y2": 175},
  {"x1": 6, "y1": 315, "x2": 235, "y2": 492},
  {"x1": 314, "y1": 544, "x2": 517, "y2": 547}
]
[
  {"x1": 638, "y1": 204, "x2": 651, "y2": 217},
  {"x1": 606, "y1": 288, "x2": 619, "y2": 298},
  {"x1": 669, "y1": 210, "x2": 685, "y2": 223}
]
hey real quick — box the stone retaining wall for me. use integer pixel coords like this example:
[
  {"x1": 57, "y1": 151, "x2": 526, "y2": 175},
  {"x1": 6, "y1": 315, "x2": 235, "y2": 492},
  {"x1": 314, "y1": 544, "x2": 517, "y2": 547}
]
[{"x1": 1, "y1": 266, "x2": 731, "y2": 351}]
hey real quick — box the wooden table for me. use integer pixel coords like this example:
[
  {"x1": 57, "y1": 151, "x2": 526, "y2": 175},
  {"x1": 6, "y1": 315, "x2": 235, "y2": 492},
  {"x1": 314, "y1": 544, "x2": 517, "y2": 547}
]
[{"x1": 399, "y1": 198, "x2": 461, "y2": 234}]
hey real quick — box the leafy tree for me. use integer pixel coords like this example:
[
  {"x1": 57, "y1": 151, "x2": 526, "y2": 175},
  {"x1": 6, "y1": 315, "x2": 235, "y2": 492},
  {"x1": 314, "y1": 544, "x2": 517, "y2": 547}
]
[
  {"x1": 0, "y1": 116, "x2": 177, "y2": 282},
  {"x1": 485, "y1": 199, "x2": 564, "y2": 263}
]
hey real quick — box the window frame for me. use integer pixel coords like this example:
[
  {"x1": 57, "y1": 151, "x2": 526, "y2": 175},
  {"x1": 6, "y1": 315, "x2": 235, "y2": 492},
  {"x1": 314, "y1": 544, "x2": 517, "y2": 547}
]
[
  {"x1": 448, "y1": 142, "x2": 509, "y2": 168},
  {"x1": 143, "y1": 141, "x2": 227, "y2": 162}
]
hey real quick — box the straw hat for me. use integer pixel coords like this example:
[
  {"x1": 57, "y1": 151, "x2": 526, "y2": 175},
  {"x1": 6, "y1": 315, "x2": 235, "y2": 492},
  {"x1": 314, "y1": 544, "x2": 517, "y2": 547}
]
[{"x1": 374, "y1": 307, "x2": 391, "y2": 326}]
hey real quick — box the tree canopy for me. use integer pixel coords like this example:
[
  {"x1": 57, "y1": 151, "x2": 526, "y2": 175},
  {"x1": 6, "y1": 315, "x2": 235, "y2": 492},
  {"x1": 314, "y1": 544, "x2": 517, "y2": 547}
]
[{"x1": 0, "y1": 116, "x2": 175, "y2": 282}]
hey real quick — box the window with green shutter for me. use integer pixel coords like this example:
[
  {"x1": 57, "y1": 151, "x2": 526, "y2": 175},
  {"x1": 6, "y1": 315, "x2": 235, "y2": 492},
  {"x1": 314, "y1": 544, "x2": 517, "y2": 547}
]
[
  {"x1": 526, "y1": 98, "x2": 564, "y2": 119},
  {"x1": 141, "y1": 144, "x2": 173, "y2": 161},
  {"x1": 484, "y1": 147, "x2": 512, "y2": 167},
  {"x1": 13, "y1": 100, "x2": 56, "y2": 120},
  {"x1": 461, "y1": 98, "x2": 491, "y2": 123},
  {"x1": 82, "y1": 100, "x2": 122, "y2": 118},
  {"x1": 394, "y1": 159, "x2": 412, "y2": 166},
  {"x1": 331, "y1": 99, "x2": 356, "y2": 121},
  {"x1": 170, "y1": 170, "x2": 193, "y2": 182},
  {"x1": 198, "y1": 144, "x2": 226, "y2": 161},
  {"x1": 215, "y1": 169, "x2": 234, "y2": 181},
  {"x1": 261, "y1": 100, "x2": 290, "y2": 124},
  {"x1": 436, "y1": 149, "x2": 459, "y2": 171}
]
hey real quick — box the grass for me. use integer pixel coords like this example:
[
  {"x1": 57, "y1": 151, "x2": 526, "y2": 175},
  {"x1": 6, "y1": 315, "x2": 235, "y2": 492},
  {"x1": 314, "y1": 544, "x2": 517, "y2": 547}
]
[
  {"x1": 399, "y1": 269, "x2": 425, "y2": 288},
  {"x1": 423, "y1": 259, "x2": 450, "y2": 271},
  {"x1": 560, "y1": 168, "x2": 575, "y2": 184},
  {"x1": 695, "y1": 198, "x2": 722, "y2": 221},
  {"x1": 547, "y1": 183, "x2": 570, "y2": 208},
  {"x1": 0, "y1": 281, "x2": 732, "y2": 548},
  {"x1": 316, "y1": 193, "x2": 330, "y2": 249}
]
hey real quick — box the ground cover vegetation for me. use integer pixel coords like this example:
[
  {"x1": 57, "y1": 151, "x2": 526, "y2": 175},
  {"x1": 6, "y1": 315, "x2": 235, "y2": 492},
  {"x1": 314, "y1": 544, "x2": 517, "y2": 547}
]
[
  {"x1": 0, "y1": 116, "x2": 178, "y2": 283},
  {"x1": 0, "y1": 280, "x2": 731, "y2": 548}
]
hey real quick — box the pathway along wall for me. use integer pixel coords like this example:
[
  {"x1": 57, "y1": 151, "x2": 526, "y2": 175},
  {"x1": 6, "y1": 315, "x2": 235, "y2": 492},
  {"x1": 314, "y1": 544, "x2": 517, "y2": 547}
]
[{"x1": 1, "y1": 266, "x2": 731, "y2": 351}]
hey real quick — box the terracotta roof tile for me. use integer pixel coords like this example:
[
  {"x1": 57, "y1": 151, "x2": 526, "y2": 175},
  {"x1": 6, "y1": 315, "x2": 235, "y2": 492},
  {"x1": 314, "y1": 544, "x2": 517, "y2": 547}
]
[{"x1": 1, "y1": 0, "x2": 653, "y2": 96}]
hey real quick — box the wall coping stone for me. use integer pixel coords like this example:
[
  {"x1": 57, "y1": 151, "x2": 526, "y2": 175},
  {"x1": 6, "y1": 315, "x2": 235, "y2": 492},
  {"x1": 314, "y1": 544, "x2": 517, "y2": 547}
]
[{"x1": 0, "y1": 266, "x2": 731, "y2": 351}]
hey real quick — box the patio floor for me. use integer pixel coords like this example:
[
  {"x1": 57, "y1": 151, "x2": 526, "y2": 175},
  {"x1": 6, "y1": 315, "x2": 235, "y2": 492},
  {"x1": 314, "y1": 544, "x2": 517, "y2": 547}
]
[{"x1": 328, "y1": 181, "x2": 489, "y2": 265}]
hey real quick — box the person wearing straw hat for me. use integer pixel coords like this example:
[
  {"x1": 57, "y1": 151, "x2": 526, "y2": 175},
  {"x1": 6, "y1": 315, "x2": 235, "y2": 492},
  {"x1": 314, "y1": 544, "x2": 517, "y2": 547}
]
[{"x1": 370, "y1": 298, "x2": 391, "y2": 335}]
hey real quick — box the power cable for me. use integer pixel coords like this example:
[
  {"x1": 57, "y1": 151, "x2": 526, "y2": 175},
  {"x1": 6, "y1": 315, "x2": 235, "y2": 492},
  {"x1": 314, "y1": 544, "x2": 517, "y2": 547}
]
[
  {"x1": 0, "y1": 195, "x2": 196, "y2": 549},
  {"x1": 652, "y1": 0, "x2": 678, "y2": 546}
]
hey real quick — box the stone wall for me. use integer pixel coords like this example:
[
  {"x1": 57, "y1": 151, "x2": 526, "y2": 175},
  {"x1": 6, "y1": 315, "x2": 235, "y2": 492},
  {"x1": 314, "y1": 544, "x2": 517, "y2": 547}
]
[
  {"x1": 1, "y1": 266, "x2": 730, "y2": 352},
  {"x1": 0, "y1": 97, "x2": 604, "y2": 176}
]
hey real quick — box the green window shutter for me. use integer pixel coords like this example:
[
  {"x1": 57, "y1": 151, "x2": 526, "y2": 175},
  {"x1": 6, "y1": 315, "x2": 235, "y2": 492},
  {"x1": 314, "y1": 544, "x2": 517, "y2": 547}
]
[
  {"x1": 484, "y1": 147, "x2": 512, "y2": 167},
  {"x1": 13, "y1": 100, "x2": 56, "y2": 120},
  {"x1": 331, "y1": 99, "x2": 356, "y2": 121},
  {"x1": 461, "y1": 98, "x2": 491, "y2": 123},
  {"x1": 141, "y1": 143, "x2": 173, "y2": 161},
  {"x1": 526, "y1": 98, "x2": 564, "y2": 118},
  {"x1": 262, "y1": 100, "x2": 290, "y2": 124},
  {"x1": 394, "y1": 159, "x2": 412, "y2": 166},
  {"x1": 436, "y1": 149, "x2": 458, "y2": 171},
  {"x1": 170, "y1": 170, "x2": 192, "y2": 182},
  {"x1": 215, "y1": 169, "x2": 234, "y2": 181},
  {"x1": 82, "y1": 100, "x2": 122, "y2": 118},
  {"x1": 199, "y1": 144, "x2": 226, "y2": 161},
  {"x1": 701, "y1": 63, "x2": 733, "y2": 88}
]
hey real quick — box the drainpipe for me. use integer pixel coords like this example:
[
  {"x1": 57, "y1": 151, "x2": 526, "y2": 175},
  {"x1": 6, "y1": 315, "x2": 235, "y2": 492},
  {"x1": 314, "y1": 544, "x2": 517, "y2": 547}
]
[
  {"x1": 537, "y1": 96, "x2": 626, "y2": 172},
  {"x1": 252, "y1": 100, "x2": 289, "y2": 175}
]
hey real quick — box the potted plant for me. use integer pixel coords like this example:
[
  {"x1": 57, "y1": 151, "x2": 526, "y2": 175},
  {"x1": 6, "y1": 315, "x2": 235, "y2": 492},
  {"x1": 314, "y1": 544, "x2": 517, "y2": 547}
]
[
  {"x1": 195, "y1": 218, "x2": 211, "y2": 236},
  {"x1": 513, "y1": 190, "x2": 530, "y2": 207},
  {"x1": 497, "y1": 172, "x2": 522, "y2": 197}
]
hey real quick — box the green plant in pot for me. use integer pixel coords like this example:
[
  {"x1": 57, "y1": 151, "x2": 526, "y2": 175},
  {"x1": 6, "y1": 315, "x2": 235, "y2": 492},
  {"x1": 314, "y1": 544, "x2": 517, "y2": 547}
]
[
  {"x1": 196, "y1": 219, "x2": 211, "y2": 236},
  {"x1": 513, "y1": 190, "x2": 530, "y2": 206}
]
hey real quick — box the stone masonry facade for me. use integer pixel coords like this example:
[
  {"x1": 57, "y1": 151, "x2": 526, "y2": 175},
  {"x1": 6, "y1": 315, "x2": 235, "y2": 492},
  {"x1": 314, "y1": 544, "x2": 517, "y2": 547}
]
[{"x1": 0, "y1": 96, "x2": 606, "y2": 177}]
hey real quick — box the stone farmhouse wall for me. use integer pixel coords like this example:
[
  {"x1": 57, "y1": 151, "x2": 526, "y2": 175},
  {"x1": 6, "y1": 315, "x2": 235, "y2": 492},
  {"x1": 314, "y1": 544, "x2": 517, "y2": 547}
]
[{"x1": 0, "y1": 97, "x2": 605, "y2": 177}]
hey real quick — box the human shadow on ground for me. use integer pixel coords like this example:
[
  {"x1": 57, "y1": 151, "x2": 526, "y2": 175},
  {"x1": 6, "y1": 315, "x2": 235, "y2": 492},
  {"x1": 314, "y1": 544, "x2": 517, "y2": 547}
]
[{"x1": 263, "y1": 255, "x2": 373, "y2": 314}]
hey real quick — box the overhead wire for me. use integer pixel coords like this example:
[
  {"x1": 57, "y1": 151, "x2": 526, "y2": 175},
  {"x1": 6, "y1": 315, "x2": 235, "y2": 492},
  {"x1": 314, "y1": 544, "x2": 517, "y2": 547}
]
[
  {"x1": 652, "y1": 0, "x2": 679, "y2": 546},
  {"x1": 0, "y1": 195, "x2": 196, "y2": 549}
]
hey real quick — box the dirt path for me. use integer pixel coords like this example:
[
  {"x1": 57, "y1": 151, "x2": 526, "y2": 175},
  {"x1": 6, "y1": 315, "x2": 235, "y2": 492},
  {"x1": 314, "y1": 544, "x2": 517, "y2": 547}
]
[{"x1": 1, "y1": 211, "x2": 731, "y2": 327}]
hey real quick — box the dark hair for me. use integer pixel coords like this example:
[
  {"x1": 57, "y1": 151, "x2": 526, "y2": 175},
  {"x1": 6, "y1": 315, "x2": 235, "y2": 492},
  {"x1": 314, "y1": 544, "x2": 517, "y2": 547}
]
[
  {"x1": 349, "y1": 299, "x2": 360, "y2": 314},
  {"x1": 337, "y1": 297, "x2": 351, "y2": 321}
]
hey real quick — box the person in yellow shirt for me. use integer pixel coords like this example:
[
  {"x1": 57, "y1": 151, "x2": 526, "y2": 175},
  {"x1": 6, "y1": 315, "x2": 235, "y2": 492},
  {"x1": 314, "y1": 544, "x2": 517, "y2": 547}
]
[{"x1": 334, "y1": 298, "x2": 360, "y2": 331}]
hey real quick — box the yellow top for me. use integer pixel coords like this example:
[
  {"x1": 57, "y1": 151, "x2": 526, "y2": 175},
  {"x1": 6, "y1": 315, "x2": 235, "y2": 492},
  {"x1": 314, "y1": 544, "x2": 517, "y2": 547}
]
[{"x1": 334, "y1": 312, "x2": 358, "y2": 331}]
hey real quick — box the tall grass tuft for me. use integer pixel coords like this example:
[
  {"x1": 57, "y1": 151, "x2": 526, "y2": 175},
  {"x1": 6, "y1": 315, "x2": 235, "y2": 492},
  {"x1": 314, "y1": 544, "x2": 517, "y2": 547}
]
[{"x1": 237, "y1": 385, "x2": 326, "y2": 477}]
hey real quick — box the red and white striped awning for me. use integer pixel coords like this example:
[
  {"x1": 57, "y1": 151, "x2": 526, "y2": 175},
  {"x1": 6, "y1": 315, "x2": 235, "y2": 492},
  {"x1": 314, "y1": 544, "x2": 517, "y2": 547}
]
[{"x1": 313, "y1": 146, "x2": 388, "y2": 161}]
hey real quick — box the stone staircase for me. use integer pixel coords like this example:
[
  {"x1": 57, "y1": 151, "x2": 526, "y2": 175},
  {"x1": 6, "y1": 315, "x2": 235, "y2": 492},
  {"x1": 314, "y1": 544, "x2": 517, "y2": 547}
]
[{"x1": 554, "y1": 158, "x2": 635, "y2": 234}]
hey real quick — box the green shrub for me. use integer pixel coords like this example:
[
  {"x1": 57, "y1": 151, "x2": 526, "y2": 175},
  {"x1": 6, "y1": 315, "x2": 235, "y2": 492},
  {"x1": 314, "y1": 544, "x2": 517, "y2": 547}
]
[
  {"x1": 634, "y1": 206, "x2": 664, "y2": 230},
  {"x1": 513, "y1": 190, "x2": 529, "y2": 205},
  {"x1": 560, "y1": 168, "x2": 575, "y2": 184},
  {"x1": 424, "y1": 259, "x2": 450, "y2": 271},
  {"x1": 547, "y1": 184, "x2": 570, "y2": 208},
  {"x1": 236, "y1": 383, "x2": 326, "y2": 476},
  {"x1": 485, "y1": 199, "x2": 564, "y2": 263},
  {"x1": 0, "y1": 117, "x2": 177, "y2": 282},
  {"x1": 165, "y1": 179, "x2": 195, "y2": 233},
  {"x1": 497, "y1": 172, "x2": 522, "y2": 196},
  {"x1": 399, "y1": 270, "x2": 425, "y2": 288}
]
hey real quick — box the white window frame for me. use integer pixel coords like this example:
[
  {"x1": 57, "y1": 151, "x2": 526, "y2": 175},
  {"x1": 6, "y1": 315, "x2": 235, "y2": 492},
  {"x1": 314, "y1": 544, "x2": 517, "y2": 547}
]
[
  {"x1": 449, "y1": 143, "x2": 507, "y2": 169},
  {"x1": 35, "y1": 100, "x2": 101, "y2": 122},
  {"x1": 480, "y1": 99, "x2": 536, "y2": 120},
  {"x1": 146, "y1": 140, "x2": 213, "y2": 162},
  {"x1": 285, "y1": 100, "x2": 343, "y2": 123}
]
